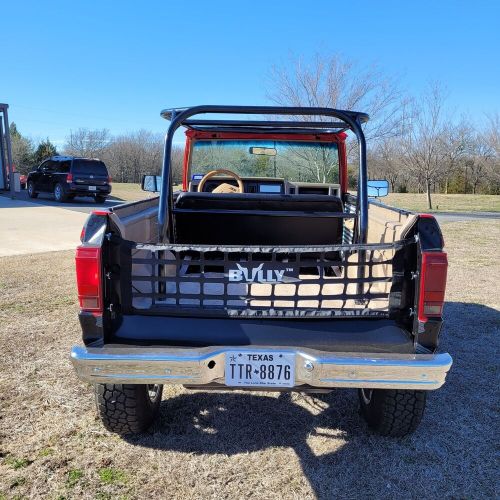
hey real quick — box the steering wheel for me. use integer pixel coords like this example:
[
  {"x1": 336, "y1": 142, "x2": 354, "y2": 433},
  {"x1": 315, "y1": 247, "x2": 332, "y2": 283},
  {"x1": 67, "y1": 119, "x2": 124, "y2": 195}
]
[{"x1": 197, "y1": 169, "x2": 244, "y2": 193}]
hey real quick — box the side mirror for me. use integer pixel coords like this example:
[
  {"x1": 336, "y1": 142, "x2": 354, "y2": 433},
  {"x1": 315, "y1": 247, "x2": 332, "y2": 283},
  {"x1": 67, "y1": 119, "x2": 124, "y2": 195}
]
[
  {"x1": 367, "y1": 179, "x2": 389, "y2": 198},
  {"x1": 141, "y1": 174, "x2": 162, "y2": 192}
]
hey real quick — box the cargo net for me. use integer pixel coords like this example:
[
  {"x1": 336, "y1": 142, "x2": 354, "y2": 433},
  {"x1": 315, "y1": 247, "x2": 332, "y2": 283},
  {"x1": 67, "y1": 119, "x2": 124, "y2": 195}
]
[{"x1": 126, "y1": 239, "x2": 415, "y2": 318}]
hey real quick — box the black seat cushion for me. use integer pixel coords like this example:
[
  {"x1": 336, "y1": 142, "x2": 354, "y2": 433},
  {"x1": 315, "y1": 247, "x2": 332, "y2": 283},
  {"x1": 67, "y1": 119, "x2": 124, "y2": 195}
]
[
  {"x1": 173, "y1": 192, "x2": 345, "y2": 245},
  {"x1": 175, "y1": 192, "x2": 343, "y2": 212}
]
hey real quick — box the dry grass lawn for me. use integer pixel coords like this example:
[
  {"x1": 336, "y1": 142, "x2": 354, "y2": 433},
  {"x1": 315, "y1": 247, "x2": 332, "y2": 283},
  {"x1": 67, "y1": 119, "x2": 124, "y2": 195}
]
[
  {"x1": 385, "y1": 193, "x2": 500, "y2": 213},
  {"x1": 109, "y1": 184, "x2": 500, "y2": 214},
  {"x1": 0, "y1": 221, "x2": 498, "y2": 499},
  {"x1": 110, "y1": 182, "x2": 181, "y2": 202},
  {"x1": 109, "y1": 182, "x2": 149, "y2": 202}
]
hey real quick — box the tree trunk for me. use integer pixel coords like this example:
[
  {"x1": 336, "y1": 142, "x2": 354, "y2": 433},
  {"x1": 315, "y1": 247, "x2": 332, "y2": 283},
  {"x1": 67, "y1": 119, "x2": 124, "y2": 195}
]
[
  {"x1": 426, "y1": 181, "x2": 433, "y2": 210},
  {"x1": 445, "y1": 177, "x2": 448, "y2": 195}
]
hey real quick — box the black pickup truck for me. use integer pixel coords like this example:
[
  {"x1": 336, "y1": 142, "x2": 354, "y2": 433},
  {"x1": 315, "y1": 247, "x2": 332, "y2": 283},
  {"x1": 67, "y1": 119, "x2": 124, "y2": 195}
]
[{"x1": 70, "y1": 106, "x2": 452, "y2": 437}]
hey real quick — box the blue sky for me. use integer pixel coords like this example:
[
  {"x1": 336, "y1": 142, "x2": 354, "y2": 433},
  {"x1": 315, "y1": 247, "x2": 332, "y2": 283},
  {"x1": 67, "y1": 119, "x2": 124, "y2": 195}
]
[{"x1": 2, "y1": 0, "x2": 499, "y2": 146}]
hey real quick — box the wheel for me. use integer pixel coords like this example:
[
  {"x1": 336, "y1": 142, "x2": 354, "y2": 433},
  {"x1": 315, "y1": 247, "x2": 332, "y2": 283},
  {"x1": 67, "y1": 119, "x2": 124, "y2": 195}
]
[
  {"x1": 95, "y1": 384, "x2": 163, "y2": 435},
  {"x1": 95, "y1": 195, "x2": 107, "y2": 203},
  {"x1": 27, "y1": 181, "x2": 38, "y2": 198},
  {"x1": 54, "y1": 183, "x2": 67, "y2": 202},
  {"x1": 358, "y1": 388, "x2": 427, "y2": 437}
]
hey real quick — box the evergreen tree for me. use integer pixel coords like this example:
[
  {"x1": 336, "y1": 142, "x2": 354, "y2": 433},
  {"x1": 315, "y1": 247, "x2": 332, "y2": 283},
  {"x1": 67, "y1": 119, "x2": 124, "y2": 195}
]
[
  {"x1": 9, "y1": 122, "x2": 35, "y2": 173},
  {"x1": 34, "y1": 139, "x2": 58, "y2": 164}
]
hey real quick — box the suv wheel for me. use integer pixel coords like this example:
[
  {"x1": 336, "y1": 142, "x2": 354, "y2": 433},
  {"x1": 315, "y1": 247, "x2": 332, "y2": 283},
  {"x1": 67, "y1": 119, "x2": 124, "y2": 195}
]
[
  {"x1": 358, "y1": 388, "x2": 427, "y2": 437},
  {"x1": 27, "y1": 181, "x2": 38, "y2": 198},
  {"x1": 95, "y1": 384, "x2": 163, "y2": 435},
  {"x1": 95, "y1": 195, "x2": 107, "y2": 204},
  {"x1": 54, "y1": 183, "x2": 67, "y2": 202}
]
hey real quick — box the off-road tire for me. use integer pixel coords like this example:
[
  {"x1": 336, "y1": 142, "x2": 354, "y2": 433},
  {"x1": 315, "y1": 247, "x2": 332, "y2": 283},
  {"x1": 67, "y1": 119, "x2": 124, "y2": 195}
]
[
  {"x1": 95, "y1": 195, "x2": 106, "y2": 204},
  {"x1": 27, "y1": 181, "x2": 38, "y2": 198},
  {"x1": 54, "y1": 183, "x2": 67, "y2": 202},
  {"x1": 95, "y1": 384, "x2": 163, "y2": 435},
  {"x1": 358, "y1": 389, "x2": 427, "y2": 437}
]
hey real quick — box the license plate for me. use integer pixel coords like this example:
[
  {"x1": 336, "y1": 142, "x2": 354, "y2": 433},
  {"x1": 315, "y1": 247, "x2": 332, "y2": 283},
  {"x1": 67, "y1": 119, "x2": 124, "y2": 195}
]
[
  {"x1": 88, "y1": 186, "x2": 97, "y2": 191},
  {"x1": 225, "y1": 351, "x2": 295, "y2": 387}
]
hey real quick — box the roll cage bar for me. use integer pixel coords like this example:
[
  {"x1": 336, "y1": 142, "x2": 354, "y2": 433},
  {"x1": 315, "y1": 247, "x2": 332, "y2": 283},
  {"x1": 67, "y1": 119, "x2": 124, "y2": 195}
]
[{"x1": 158, "y1": 105, "x2": 369, "y2": 244}]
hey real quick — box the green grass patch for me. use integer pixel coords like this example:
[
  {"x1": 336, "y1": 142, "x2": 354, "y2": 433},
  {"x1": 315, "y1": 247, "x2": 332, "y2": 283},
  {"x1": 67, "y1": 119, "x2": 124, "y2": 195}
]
[
  {"x1": 38, "y1": 448, "x2": 55, "y2": 458},
  {"x1": 9, "y1": 476, "x2": 26, "y2": 488},
  {"x1": 95, "y1": 493, "x2": 113, "y2": 500},
  {"x1": 98, "y1": 467, "x2": 127, "y2": 485},
  {"x1": 66, "y1": 469, "x2": 84, "y2": 488},
  {"x1": 4, "y1": 456, "x2": 31, "y2": 469}
]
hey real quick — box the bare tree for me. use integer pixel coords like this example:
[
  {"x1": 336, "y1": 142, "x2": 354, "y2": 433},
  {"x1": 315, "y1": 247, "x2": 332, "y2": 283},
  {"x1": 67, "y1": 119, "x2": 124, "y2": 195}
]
[
  {"x1": 64, "y1": 128, "x2": 110, "y2": 158},
  {"x1": 267, "y1": 53, "x2": 405, "y2": 150},
  {"x1": 483, "y1": 113, "x2": 500, "y2": 193},
  {"x1": 485, "y1": 112, "x2": 500, "y2": 155},
  {"x1": 467, "y1": 133, "x2": 495, "y2": 194},
  {"x1": 101, "y1": 130, "x2": 163, "y2": 183},
  {"x1": 438, "y1": 119, "x2": 469, "y2": 194},
  {"x1": 399, "y1": 83, "x2": 448, "y2": 209},
  {"x1": 370, "y1": 137, "x2": 405, "y2": 192}
]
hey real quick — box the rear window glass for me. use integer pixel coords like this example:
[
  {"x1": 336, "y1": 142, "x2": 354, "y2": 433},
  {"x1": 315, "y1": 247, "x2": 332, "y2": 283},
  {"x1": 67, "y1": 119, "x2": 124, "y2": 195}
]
[{"x1": 72, "y1": 160, "x2": 108, "y2": 176}]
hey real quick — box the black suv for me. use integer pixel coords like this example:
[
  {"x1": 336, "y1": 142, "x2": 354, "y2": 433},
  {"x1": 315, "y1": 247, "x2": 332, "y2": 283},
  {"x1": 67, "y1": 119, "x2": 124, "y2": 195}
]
[{"x1": 27, "y1": 156, "x2": 112, "y2": 203}]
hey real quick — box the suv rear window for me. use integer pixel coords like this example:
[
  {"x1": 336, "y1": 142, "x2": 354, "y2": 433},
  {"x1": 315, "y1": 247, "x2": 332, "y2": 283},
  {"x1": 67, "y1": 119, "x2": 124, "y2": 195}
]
[{"x1": 72, "y1": 159, "x2": 109, "y2": 176}]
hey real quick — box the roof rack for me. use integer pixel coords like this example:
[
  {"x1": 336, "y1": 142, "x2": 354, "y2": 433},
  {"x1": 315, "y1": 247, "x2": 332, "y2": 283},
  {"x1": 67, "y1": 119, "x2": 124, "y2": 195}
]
[{"x1": 157, "y1": 105, "x2": 369, "y2": 246}]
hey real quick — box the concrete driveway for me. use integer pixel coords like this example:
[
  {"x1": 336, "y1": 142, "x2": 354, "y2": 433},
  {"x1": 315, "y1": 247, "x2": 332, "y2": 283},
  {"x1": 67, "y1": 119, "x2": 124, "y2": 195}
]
[
  {"x1": 1, "y1": 191, "x2": 498, "y2": 257},
  {"x1": 0, "y1": 195, "x2": 90, "y2": 256},
  {"x1": 8, "y1": 189, "x2": 123, "y2": 213},
  {"x1": 434, "y1": 211, "x2": 500, "y2": 222}
]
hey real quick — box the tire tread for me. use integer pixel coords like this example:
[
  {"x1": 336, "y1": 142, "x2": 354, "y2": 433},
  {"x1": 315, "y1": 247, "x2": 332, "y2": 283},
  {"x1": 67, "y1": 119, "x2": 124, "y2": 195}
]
[
  {"x1": 95, "y1": 384, "x2": 162, "y2": 435},
  {"x1": 359, "y1": 389, "x2": 426, "y2": 437}
]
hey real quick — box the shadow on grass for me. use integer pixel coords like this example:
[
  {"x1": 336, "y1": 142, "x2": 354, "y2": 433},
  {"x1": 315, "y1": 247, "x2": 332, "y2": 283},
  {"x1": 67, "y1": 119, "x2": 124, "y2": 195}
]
[{"x1": 123, "y1": 301, "x2": 499, "y2": 498}]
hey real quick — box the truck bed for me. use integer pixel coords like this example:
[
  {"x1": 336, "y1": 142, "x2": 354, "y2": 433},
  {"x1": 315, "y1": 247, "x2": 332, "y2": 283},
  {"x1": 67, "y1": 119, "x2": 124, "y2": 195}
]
[{"x1": 111, "y1": 316, "x2": 414, "y2": 353}]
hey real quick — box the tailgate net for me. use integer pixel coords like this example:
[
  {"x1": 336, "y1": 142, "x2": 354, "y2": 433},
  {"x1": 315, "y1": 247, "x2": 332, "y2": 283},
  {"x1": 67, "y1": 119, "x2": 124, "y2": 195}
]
[{"x1": 115, "y1": 238, "x2": 415, "y2": 318}]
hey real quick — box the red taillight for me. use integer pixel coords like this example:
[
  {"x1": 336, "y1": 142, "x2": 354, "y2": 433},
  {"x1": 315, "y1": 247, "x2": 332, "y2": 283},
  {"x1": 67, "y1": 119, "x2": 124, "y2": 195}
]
[
  {"x1": 108, "y1": 175, "x2": 112, "y2": 183},
  {"x1": 418, "y1": 252, "x2": 448, "y2": 322},
  {"x1": 66, "y1": 173, "x2": 73, "y2": 183},
  {"x1": 75, "y1": 246, "x2": 102, "y2": 311}
]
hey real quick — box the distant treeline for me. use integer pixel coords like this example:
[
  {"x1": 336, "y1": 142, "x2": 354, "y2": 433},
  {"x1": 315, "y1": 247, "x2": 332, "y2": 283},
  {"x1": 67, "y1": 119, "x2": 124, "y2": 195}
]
[{"x1": 8, "y1": 53, "x2": 500, "y2": 209}]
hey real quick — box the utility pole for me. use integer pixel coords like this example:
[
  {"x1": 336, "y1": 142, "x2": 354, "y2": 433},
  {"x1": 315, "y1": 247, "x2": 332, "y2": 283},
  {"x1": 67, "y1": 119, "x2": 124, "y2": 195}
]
[{"x1": 0, "y1": 104, "x2": 15, "y2": 199}]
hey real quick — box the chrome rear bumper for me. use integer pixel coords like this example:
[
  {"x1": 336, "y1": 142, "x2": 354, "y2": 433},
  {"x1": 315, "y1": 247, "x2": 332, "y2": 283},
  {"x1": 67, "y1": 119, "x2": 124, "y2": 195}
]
[{"x1": 71, "y1": 345, "x2": 452, "y2": 390}]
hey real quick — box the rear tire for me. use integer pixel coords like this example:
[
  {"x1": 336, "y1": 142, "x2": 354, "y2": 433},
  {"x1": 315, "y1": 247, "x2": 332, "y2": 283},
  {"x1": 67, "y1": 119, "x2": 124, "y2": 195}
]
[
  {"x1": 95, "y1": 384, "x2": 163, "y2": 435},
  {"x1": 27, "y1": 181, "x2": 38, "y2": 198},
  {"x1": 358, "y1": 388, "x2": 426, "y2": 437},
  {"x1": 54, "y1": 183, "x2": 67, "y2": 202},
  {"x1": 95, "y1": 195, "x2": 106, "y2": 203}
]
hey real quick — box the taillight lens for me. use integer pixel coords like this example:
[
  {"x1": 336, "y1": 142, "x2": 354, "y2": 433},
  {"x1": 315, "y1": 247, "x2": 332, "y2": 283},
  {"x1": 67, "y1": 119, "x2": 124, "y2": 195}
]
[
  {"x1": 75, "y1": 246, "x2": 102, "y2": 311},
  {"x1": 418, "y1": 252, "x2": 448, "y2": 322},
  {"x1": 66, "y1": 173, "x2": 73, "y2": 183},
  {"x1": 107, "y1": 175, "x2": 112, "y2": 183}
]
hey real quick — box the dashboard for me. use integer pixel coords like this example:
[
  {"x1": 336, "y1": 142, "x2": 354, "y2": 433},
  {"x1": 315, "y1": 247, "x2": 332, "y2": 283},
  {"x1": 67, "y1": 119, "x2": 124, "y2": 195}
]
[{"x1": 190, "y1": 177, "x2": 340, "y2": 197}]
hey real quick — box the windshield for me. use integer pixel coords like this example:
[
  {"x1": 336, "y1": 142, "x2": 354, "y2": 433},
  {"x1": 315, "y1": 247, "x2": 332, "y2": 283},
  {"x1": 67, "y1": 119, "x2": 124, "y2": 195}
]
[
  {"x1": 190, "y1": 139, "x2": 339, "y2": 183},
  {"x1": 72, "y1": 159, "x2": 108, "y2": 176}
]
